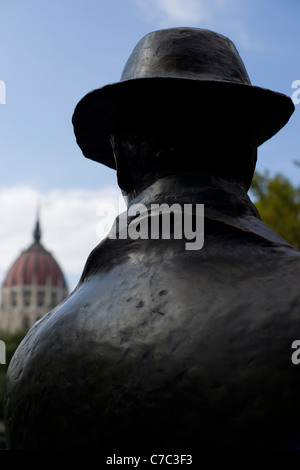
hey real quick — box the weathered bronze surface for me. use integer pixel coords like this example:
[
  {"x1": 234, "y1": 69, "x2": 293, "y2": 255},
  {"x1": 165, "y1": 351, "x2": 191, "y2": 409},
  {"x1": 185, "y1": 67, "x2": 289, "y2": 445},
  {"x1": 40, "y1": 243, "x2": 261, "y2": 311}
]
[{"x1": 4, "y1": 28, "x2": 300, "y2": 451}]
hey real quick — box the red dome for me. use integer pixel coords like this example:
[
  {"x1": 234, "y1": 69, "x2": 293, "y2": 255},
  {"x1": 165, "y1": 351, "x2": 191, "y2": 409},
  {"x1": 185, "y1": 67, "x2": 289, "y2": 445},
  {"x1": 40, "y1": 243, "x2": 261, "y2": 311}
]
[
  {"x1": 3, "y1": 241, "x2": 67, "y2": 288},
  {"x1": 3, "y1": 215, "x2": 67, "y2": 289}
]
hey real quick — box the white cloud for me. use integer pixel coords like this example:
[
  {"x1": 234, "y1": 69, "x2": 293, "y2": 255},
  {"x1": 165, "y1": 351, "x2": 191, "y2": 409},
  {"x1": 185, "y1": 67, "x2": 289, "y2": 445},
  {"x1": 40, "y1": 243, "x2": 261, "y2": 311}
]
[
  {"x1": 0, "y1": 185, "x2": 126, "y2": 292},
  {"x1": 135, "y1": 0, "x2": 259, "y2": 50},
  {"x1": 136, "y1": 0, "x2": 232, "y2": 26},
  {"x1": 151, "y1": 0, "x2": 209, "y2": 24}
]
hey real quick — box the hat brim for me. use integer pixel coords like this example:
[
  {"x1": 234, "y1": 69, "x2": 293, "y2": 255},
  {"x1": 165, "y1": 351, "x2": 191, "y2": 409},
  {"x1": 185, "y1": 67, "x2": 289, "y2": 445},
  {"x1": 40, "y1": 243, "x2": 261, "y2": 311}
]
[{"x1": 72, "y1": 77, "x2": 295, "y2": 170}]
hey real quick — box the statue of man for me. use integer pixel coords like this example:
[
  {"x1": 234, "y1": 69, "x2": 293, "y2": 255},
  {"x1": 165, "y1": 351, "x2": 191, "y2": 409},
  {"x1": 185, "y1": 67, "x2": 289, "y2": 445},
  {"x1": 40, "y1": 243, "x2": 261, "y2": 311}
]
[{"x1": 5, "y1": 28, "x2": 300, "y2": 451}]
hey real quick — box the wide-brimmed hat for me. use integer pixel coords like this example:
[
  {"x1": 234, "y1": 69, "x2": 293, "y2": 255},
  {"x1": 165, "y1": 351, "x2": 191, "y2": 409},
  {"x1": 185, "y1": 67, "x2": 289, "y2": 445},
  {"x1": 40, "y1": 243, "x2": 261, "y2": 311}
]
[{"x1": 72, "y1": 27, "x2": 294, "y2": 170}]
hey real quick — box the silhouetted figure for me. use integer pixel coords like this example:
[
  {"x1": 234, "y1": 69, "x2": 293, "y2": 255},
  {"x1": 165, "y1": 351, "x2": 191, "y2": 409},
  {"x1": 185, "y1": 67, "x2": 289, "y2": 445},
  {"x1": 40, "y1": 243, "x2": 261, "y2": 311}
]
[{"x1": 5, "y1": 28, "x2": 300, "y2": 451}]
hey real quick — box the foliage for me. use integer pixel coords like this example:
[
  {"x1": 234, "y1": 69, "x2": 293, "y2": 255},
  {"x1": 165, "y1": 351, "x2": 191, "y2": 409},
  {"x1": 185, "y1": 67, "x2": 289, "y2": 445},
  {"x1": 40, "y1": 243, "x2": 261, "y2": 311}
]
[
  {"x1": 251, "y1": 171, "x2": 300, "y2": 249},
  {"x1": 0, "y1": 330, "x2": 25, "y2": 423}
]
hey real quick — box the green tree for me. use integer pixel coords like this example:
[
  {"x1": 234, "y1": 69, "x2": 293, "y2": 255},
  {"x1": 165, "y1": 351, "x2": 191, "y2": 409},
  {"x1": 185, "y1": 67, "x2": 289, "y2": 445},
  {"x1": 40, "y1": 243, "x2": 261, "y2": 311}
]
[
  {"x1": 251, "y1": 171, "x2": 300, "y2": 249},
  {"x1": 0, "y1": 330, "x2": 25, "y2": 447}
]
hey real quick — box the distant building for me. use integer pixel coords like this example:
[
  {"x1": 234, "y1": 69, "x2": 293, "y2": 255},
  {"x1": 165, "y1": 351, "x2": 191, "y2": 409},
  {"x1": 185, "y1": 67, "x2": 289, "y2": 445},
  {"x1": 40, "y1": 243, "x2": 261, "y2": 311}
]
[{"x1": 0, "y1": 216, "x2": 68, "y2": 333}]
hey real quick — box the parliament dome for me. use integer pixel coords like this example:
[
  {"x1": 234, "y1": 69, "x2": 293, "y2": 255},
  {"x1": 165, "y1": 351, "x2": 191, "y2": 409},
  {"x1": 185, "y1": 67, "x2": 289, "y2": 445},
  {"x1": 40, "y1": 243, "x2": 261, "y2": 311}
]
[
  {"x1": 0, "y1": 216, "x2": 68, "y2": 332},
  {"x1": 3, "y1": 220, "x2": 67, "y2": 289}
]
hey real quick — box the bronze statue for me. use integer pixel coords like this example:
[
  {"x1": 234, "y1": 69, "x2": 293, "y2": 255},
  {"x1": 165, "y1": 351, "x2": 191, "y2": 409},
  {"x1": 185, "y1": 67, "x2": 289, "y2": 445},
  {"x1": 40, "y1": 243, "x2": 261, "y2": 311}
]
[{"x1": 4, "y1": 27, "x2": 300, "y2": 451}]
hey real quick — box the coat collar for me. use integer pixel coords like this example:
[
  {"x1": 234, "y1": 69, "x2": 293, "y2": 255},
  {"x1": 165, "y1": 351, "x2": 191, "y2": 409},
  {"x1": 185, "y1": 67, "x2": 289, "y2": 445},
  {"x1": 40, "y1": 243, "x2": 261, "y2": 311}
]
[{"x1": 111, "y1": 173, "x2": 293, "y2": 248}]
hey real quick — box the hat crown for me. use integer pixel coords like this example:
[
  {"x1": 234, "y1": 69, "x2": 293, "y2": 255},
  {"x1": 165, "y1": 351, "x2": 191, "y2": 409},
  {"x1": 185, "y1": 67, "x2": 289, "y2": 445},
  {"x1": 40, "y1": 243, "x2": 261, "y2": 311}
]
[
  {"x1": 121, "y1": 27, "x2": 251, "y2": 85},
  {"x1": 72, "y1": 27, "x2": 294, "y2": 171}
]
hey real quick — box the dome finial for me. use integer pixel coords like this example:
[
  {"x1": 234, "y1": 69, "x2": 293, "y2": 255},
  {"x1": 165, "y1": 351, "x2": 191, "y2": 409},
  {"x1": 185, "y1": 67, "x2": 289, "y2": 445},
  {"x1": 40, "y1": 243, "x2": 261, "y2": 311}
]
[{"x1": 33, "y1": 205, "x2": 41, "y2": 244}]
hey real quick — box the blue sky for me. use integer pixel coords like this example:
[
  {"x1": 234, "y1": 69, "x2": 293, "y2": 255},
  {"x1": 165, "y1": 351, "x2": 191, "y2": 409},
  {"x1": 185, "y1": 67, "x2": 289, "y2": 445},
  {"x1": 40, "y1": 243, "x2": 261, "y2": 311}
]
[{"x1": 0, "y1": 0, "x2": 299, "y2": 290}]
